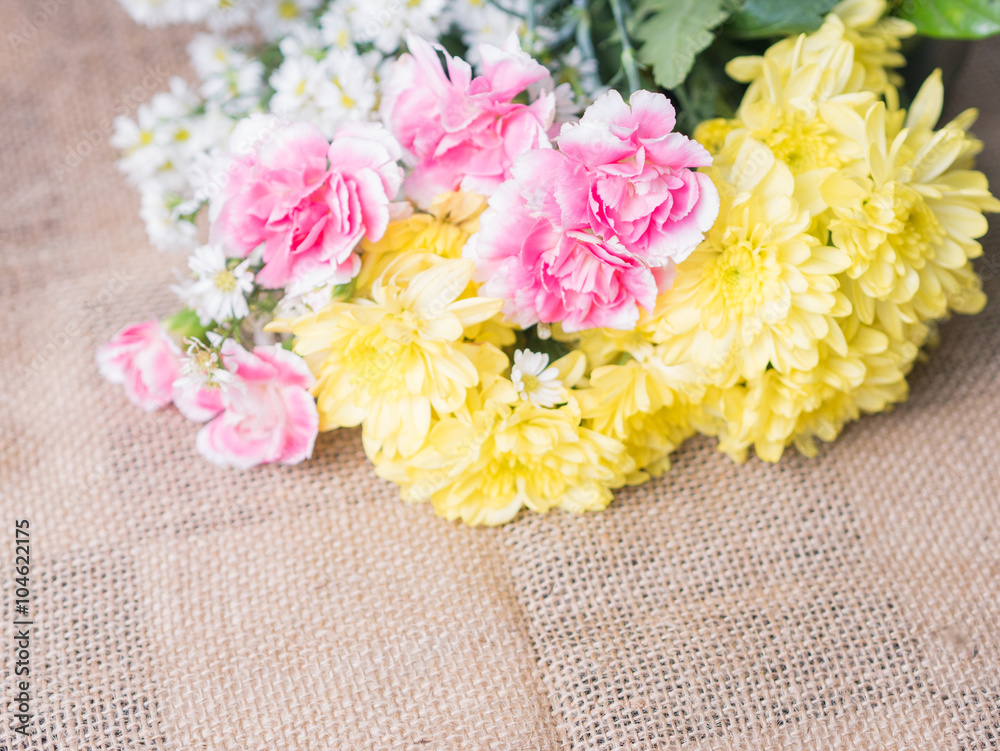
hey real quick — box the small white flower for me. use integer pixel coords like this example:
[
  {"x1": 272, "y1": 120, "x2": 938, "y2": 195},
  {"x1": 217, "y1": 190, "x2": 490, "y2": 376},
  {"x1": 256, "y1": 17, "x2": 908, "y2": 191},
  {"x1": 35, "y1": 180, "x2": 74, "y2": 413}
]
[
  {"x1": 139, "y1": 183, "x2": 198, "y2": 252},
  {"x1": 278, "y1": 263, "x2": 357, "y2": 316},
  {"x1": 319, "y1": 9, "x2": 355, "y2": 50},
  {"x1": 269, "y1": 53, "x2": 326, "y2": 120},
  {"x1": 270, "y1": 46, "x2": 377, "y2": 137},
  {"x1": 445, "y1": 0, "x2": 524, "y2": 63},
  {"x1": 179, "y1": 244, "x2": 255, "y2": 324},
  {"x1": 314, "y1": 49, "x2": 378, "y2": 132},
  {"x1": 204, "y1": 0, "x2": 258, "y2": 33},
  {"x1": 254, "y1": 0, "x2": 325, "y2": 40},
  {"x1": 335, "y1": 0, "x2": 445, "y2": 54},
  {"x1": 188, "y1": 34, "x2": 266, "y2": 113},
  {"x1": 117, "y1": 0, "x2": 216, "y2": 27},
  {"x1": 511, "y1": 349, "x2": 563, "y2": 407},
  {"x1": 176, "y1": 335, "x2": 235, "y2": 392}
]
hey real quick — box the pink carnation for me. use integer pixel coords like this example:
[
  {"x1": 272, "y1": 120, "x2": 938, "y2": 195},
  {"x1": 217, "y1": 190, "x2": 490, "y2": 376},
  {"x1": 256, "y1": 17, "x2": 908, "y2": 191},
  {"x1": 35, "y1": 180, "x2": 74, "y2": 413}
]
[
  {"x1": 382, "y1": 33, "x2": 555, "y2": 207},
  {"x1": 555, "y1": 89, "x2": 719, "y2": 265},
  {"x1": 96, "y1": 321, "x2": 182, "y2": 411},
  {"x1": 184, "y1": 341, "x2": 319, "y2": 470},
  {"x1": 211, "y1": 119, "x2": 403, "y2": 289},
  {"x1": 465, "y1": 90, "x2": 719, "y2": 333},
  {"x1": 172, "y1": 380, "x2": 224, "y2": 423},
  {"x1": 466, "y1": 161, "x2": 668, "y2": 332}
]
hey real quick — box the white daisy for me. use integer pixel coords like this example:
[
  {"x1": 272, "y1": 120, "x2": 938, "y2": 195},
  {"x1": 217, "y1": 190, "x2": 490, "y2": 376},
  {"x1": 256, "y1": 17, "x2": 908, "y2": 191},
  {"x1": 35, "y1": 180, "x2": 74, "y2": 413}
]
[
  {"x1": 445, "y1": 0, "x2": 524, "y2": 63},
  {"x1": 188, "y1": 34, "x2": 266, "y2": 112},
  {"x1": 269, "y1": 53, "x2": 327, "y2": 122},
  {"x1": 175, "y1": 334, "x2": 235, "y2": 392},
  {"x1": 117, "y1": 0, "x2": 215, "y2": 27},
  {"x1": 319, "y1": 9, "x2": 356, "y2": 51},
  {"x1": 511, "y1": 349, "x2": 564, "y2": 407},
  {"x1": 335, "y1": 0, "x2": 445, "y2": 54},
  {"x1": 314, "y1": 49, "x2": 378, "y2": 133},
  {"x1": 111, "y1": 107, "x2": 170, "y2": 184},
  {"x1": 179, "y1": 244, "x2": 255, "y2": 324},
  {"x1": 254, "y1": 0, "x2": 325, "y2": 40},
  {"x1": 139, "y1": 183, "x2": 198, "y2": 252}
]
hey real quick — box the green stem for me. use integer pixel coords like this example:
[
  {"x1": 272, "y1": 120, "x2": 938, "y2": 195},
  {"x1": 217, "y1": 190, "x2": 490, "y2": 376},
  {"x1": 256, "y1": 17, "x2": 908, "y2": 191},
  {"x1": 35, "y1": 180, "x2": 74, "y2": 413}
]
[
  {"x1": 608, "y1": 0, "x2": 640, "y2": 95},
  {"x1": 485, "y1": 0, "x2": 526, "y2": 19},
  {"x1": 572, "y1": 0, "x2": 603, "y2": 92}
]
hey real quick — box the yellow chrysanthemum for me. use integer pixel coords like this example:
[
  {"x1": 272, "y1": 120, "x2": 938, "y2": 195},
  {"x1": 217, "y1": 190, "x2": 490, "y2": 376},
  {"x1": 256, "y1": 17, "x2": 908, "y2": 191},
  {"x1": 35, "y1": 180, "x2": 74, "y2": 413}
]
[
  {"x1": 357, "y1": 191, "x2": 516, "y2": 347},
  {"x1": 726, "y1": 0, "x2": 913, "y2": 100},
  {"x1": 387, "y1": 381, "x2": 634, "y2": 525},
  {"x1": 694, "y1": 118, "x2": 737, "y2": 157},
  {"x1": 567, "y1": 324, "x2": 657, "y2": 370},
  {"x1": 579, "y1": 339, "x2": 700, "y2": 480},
  {"x1": 830, "y1": 0, "x2": 914, "y2": 94},
  {"x1": 287, "y1": 253, "x2": 503, "y2": 458},
  {"x1": 653, "y1": 141, "x2": 851, "y2": 382},
  {"x1": 791, "y1": 328, "x2": 919, "y2": 457},
  {"x1": 694, "y1": 311, "x2": 919, "y2": 462},
  {"x1": 720, "y1": 47, "x2": 876, "y2": 179},
  {"x1": 821, "y1": 73, "x2": 1000, "y2": 321},
  {"x1": 358, "y1": 191, "x2": 487, "y2": 286}
]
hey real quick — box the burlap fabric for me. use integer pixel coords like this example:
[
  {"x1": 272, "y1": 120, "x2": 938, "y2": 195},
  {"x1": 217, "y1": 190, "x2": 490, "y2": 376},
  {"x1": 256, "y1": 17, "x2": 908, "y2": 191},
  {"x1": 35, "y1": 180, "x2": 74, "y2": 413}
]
[{"x1": 2, "y1": 2, "x2": 999, "y2": 748}]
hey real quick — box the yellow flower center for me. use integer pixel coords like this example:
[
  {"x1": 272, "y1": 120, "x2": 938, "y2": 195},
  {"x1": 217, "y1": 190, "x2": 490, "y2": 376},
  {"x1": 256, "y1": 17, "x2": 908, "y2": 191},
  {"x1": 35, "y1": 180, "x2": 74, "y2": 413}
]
[
  {"x1": 332, "y1": 79, "x2": 356, "y2": 110},
  {"x1": 344, "y1": 329, "x2": 408, "y2": 395},
  {"x1": 278, "y1": 1, "x2": 300, "y2": 19},
  {"x1": 139, "y1": 130, "x2": 154, "y2": 146},
  {"x1": 888, "y1": 186, "x2": 944, "y2": 262},
  {"x1": 213, "y1": 269, "x2": 237, "y2": 293},
  {"x1": 713, "y1": 240, "x2": 764, "y2": 311},
  {"x1": 192, "y1": 349, "x2": 215, "y2": 373},
  {"x1": 693, "y1": 118, "x2": 733, "y2": 156},
  {"x1": 519, "y1": 373, "x2": 540, "y2": 394},
  {"x1": 762, "y1": 115, "x2": 840, "y2": 173}
]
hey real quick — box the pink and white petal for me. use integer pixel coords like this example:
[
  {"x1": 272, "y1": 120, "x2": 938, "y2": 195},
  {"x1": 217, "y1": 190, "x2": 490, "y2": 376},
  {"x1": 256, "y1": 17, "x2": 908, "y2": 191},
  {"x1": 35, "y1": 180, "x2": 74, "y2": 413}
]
[
  {"x1": 557, "y1": 121, "x2": 634, "y2": 167},
  {"x1": 258, "y1": 121, "x2": 330, "y2": 175},
  {"x1": 478, "y1": 34, "x2": 550, "y2": 101},
  {"x1": 173, "y1": 383, "x2": 224, "y2": 422},
  {"x1": 220, "y1": 339, "x2": 280, "y2": 384},
  {"x1": 578, "y1": 89, "x2": 631, "y2": 128},
  {"x1": 196, "y1": 417, "x2": 270, "y2": 470},
  {"x1": 252, "y1": 344, "x2": 316, "y2": 390},
  {"x1": 627, "y1": 90, "x2": 677, "y2": 139},
  {"x1": 276, "y1": 387, "x2": 319, "y2": 465},
  {"x1": 643, "y1": 131, "x2": 713, "y2": 169}
]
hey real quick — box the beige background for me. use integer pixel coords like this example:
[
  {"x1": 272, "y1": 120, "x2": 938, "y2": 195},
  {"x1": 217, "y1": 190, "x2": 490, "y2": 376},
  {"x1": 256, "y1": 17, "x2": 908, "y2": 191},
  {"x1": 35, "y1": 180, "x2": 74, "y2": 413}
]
[{"x1": 1, "y1": 1, "x2": 999, "y2": 748}]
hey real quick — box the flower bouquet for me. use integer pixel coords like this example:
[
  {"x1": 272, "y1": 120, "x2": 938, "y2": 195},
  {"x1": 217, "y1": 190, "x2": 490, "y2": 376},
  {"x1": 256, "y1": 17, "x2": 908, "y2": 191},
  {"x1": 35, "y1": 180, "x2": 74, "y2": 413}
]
[{"x1": 102, "y1": 0, "x2": 1000, "y2": 524}]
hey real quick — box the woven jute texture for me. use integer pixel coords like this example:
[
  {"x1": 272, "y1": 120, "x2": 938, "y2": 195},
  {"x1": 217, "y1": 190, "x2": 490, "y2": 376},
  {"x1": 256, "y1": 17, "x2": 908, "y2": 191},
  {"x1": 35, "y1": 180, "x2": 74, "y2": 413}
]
[{"x1": 2, "y1": 2, "x2": 999, "y2": 749}]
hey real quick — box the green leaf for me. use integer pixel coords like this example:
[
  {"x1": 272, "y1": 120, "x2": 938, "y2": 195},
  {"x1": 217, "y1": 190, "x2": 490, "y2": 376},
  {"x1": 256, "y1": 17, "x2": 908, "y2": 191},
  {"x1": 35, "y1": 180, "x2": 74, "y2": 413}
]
[
  {"x1": 726, "y1": 0, "x2": 838, "y2": 39},
  {"x1": 897, "y1": 0, "x2": 1000, "y2": 39},
  {"x1": 631, "y1": 0, "x2": 733, "y2": 89},
  {"x1": 163, "y1": 308, "x2": 212, "y2": 343}
]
